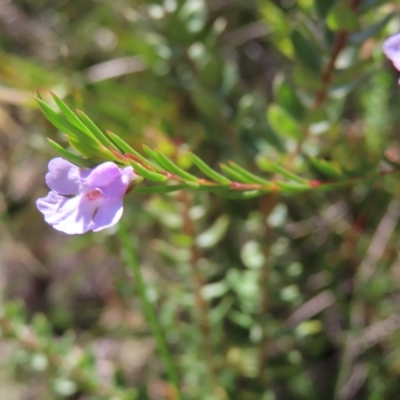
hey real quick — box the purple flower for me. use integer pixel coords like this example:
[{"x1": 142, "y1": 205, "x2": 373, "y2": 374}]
[
  {"x1": 383, "y1": 32, "x2": 400, "y2": 71},
  {"x1": 36, "y1": 158, "x2": 136, "y2": 234}
]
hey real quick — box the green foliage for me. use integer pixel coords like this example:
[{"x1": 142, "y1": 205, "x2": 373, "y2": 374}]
[{"x1": 2, "y1": 0, "x2": 400, "y2": 399}]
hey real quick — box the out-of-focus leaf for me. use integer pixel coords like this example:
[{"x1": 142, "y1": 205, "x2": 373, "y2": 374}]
[
  {"x1": 196, "y1": 215, "x2": 230, "y2": 248},
  {"x1": 220, "y1": 190, "x2": 265, "y2": 199},
  {"x1": 201, "y1": 281, "x2": 229, "y2": 300},
  {"x1": 290, "y1": 30, "x2": 322, "y2": 73},
  {"x1": 259, "y1": 2, "x2": 293, "y2": 57},
  {"x1": 52, "y1": 378, "x2": 77, "y2": 397},
  {"x1": 229, "y1": 310, "x2": 254, "y2": 328},
  {"x1": 314, "y1": 0, "x2": 335, "y2": 18},
  {"x1": 32, "y1": 314, "x2": 52, "y2": 338},
  {"x1": 274, "y1": 78, "x2": 305, "y2": 121},
  {"x1": 330, "y1": 72, "x2": 370, "y2": 98},
  {"x1": 155, "y1": 240, "x2": 191, "y2": 262},
  {"x1": 190, "y1": 85, "x2": 221, "y2": 119},
  {"x1": 227, "y1": 269, "x2": 259, "y2": 299},
  {"x1": 327, "y1": 3, "x2": 360, "y2": 32},
  {"x1": 30, "y1": 354, "x2": 48, "y2": 372},
  {"x1": 293, "y1": 66, "x2": 324, "y2": 90},
  {"x1": 349, "y1": 13, "x2": 393, "y2": 44},
  {"x1": 241, "y1": 241, "x2": 266, "y2": 269},
  {"x1": 178, "y1": 0, "x2": 206, "y2": 34},
  {"x1": 221, "y1": 62, "x2": 238, "y2": 95},
  {"x1": 309, "y1": 157, "x2": 344, "y2": 178},
  {"x1": 295, "y1": 320, "x2": 323, "y2": 337},
  {"x1": 359, "y1": 0, "x2": 386, "y2": 12},
  {"x1": 267, "y1": 104, "x2": 301, "y2": 139}
]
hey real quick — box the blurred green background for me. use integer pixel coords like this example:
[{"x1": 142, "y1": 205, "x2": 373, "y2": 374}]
[{"x1": 1, "y1": 0, "x2": 400, "y2": 399}]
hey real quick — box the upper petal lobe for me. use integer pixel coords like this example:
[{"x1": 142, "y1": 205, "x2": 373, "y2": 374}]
[
  {"x1": 45, "y1": 158, "x2": 81, "y2": 195},
  {"x1": 83, "y1": 162, "x2": 121, "y2": 188}
]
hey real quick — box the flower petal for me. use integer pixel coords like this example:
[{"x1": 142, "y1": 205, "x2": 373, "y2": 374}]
[
  {"x1": 83, "y1": 162, "x2": 121, "y2": 188},
  {"x1": 91, "y1": 198, "x2": 123, "y2": 232},
  {"x1": 45, "y1": 158, "x2": 81, "y2": 195},
  {"x1": 85, "y1": 163, "x2": 136, "y2": 199},
  {"x1": 121, "y1": 166, "x2": 136, "y2": 185},
  {"x1": 99, "y1": 175, "x2": 129, "y2": 198},
  {"x1": 383, "y1": 32, "x2": 400, "y2": 71},
  {"x1": 36, "y1": 192, "x2": 95, "y2": 234}
]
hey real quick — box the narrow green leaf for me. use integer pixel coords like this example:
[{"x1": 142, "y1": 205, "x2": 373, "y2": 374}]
[
  {"x1": 316, "y1": 180, "x2": 354, "y2": 191},
  {"x1": 67, "y1": 136, "x2": 110, "y2": 159},
  {"x1": 106, "y1": 131, "x2": 138, "y2": 156},
  {"x1": 50, "y1": 93, "x2": 96, "y2": 139},
  {"x1": 228, "y1": 161, "x2": 273, "y2": 187},
  {"x1": 309, "y1": 157, "x2": 344, "y2": 179},
  {"x1": 142, "y1": 145, "x2": 165, "y2": 164},
  {"x1": 220, "y1": 164, "x2": 253, "y2": 183},
  {"x1": 183, "y1": 181, "x2": 201, "y2": 189},
  {"x1": 188, "y1": 153, "x2": 231, "y2": 184},
  {"x1": 275, "y1": 181, "x2": 311, "y2": 192},
  {"x1": 221, "y1": 190, "x2": 265, "y2": 199},
  {"x1": 107, "y1": 132, "x2": 163, "y2": 172},
  {"x1": 291, "y1": 30, "x2": 322, "y2": 73},
  {"x1": 128, "y1": 159, "x2": 167, "y2": 182},
  {"x1": 143, "y1": 146, "x2": 199, "y2": 182},
  {"x1": 76, "y1": 110, "x2": 119, "y2": 151},
  {"x1": 36, "y1": 98, "x2": 88, "y2": 141},
  {"x1": 133, "y1": 185, "x2": 186, "y2": 194},
  {"x1": 47, "y1": 139, "x2": 93, "y2": 168},
  {"x1": 156, "y1": 151, "x2": 199, "y2": 182},
  {"x1": 35, "y1": 89, "x2": 44, "y2": 101},
  {"x1": 259, "y1": 161, "x2": 309, "y2": 183}
]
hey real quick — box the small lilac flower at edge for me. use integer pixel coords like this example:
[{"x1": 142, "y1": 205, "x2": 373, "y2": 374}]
[
  {"x1": 383, "y1": 32, "x2": 400, "y2": 72},
  {"x1": 36, "y1": 157, "x2": 136, "y2": 235}
]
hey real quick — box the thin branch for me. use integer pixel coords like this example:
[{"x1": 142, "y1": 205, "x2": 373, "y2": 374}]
[
  {"x1": 334, "y1": 199, "x2": 400, "y2": 400},
  {"x1": 288, "y1": 0, "x2": 362, "y2": 163},
  {"x1": 178, "y1": 191, "x2": 216, "y2": 382}
]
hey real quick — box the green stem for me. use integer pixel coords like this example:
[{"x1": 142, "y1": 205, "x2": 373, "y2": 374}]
[{"x1": 118, "y1": 222, "x2": 183, "y2": 400}]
